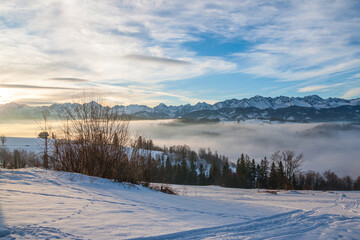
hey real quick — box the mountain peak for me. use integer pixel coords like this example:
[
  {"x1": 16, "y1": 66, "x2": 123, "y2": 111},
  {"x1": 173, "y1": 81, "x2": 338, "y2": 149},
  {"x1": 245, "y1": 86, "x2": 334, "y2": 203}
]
[
  {"x1": 156, "y1": 103, "x2": 167, "y2": 108},
  {"x1": 1, "y1": 95, "x2": 359, "y2": 122}
]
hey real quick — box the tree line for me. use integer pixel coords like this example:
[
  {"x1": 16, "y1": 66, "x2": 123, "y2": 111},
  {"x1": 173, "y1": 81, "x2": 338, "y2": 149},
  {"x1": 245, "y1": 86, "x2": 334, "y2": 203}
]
[{"x1": 131, "y1": 146, "x2": 360, "y2": 191}]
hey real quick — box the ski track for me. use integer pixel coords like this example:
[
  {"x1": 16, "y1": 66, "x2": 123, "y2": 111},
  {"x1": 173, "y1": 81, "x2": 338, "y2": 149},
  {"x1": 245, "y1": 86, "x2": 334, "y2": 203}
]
[
  {"x1": 1, "y1": 168, "x2": 360, "y2": 239},
  {"x1": 132, "y1": 210, "x2": 360, "y2": 240}
]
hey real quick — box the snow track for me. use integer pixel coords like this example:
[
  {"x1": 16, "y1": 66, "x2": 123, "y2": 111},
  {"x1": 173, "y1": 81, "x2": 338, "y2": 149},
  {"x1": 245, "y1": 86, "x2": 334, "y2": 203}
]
[
  {"x1": 7, "y1": 226, "x2": 82, "y2": 239},
  {"x1": 136, "y1": 210, "x2": 360, "y2": 240},
  {"x1": 1, "y1": 168, "x2": 359, "y2": 239}
]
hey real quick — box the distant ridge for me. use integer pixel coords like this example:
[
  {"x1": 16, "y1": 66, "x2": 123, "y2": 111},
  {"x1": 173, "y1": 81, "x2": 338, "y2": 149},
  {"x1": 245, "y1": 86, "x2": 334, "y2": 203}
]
[{"x1": 1, "y1": 95, "x2": 360, "y2": 122}]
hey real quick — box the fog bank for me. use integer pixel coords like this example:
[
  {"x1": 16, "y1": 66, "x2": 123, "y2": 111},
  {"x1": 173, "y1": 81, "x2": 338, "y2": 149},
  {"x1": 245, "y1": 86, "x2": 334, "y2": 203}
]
[{"x1": 130, "y1": 120, "x2": 360, "y2": 178}]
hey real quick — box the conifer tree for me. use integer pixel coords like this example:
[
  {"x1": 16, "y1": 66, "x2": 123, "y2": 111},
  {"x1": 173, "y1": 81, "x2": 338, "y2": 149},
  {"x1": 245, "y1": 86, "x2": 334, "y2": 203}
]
[
  {"x1": 269, "y1": 162, "x2": 278, "y2": 189},
  {"x1": 198, "y1": 163, "x2": 206, "y2": 185},
  {"x1": 244, "y1": 155, "x2": 252, "y2": 188},
  {"x1": 181, "y1": 158, "x2": 189, "y2": 184},
  {"x1": 209, "y1": 160, "x2": 221, "y2": 185},
  {"x1": 174, "y1": 163, "x2": 182, "y2": 184},
  {"x1": 189, "y1": 151, "x2": 198, "y2": 185},
  {"x1": 236, "y1": 154, "x2": 247, "y2": 188},
  {"x1": 222, "y1": 161, "x2": 232, "y2": 187},
  {"x1": 159, "y1": 155, "x2": 165, "y2": 183},
  {"x1": 353, "y1": 176, "x2": 360, "y2": 190},
  {"x1": 256, "y1": 164, "x2": 261, "y2": 188},
  {"x1": 165, "y1": 156, "x2": 173, "y2": 183},
  {"x1": 249, "y1": 159, "x2": 256, "y2": 188},
  {"x1": 258, "y1": 157, "x2": 269, "y2": 188},
  {"x1": 277, "y1": 161, "x2": 286, "y2": 189}
]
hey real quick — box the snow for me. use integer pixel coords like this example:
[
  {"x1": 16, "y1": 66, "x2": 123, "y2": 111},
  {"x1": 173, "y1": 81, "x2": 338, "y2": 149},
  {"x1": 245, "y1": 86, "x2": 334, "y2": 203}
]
[
  {"x1": 1, "y1": 137, "x2": 40, "y2": 153},
  {"x1": 2, "y1": 137, "x2": 164, "y2": 161},
  {"x1": 1, "y1": 168, "x2": 359, "y2": 239}
]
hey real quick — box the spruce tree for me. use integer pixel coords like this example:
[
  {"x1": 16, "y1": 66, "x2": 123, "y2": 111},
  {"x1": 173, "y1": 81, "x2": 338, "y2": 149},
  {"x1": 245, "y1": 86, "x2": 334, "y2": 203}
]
[
  {"x1": 269, "y1": 162, "x2": 277, "y2": 189},
  {"x1": 258, "y1": 157, "x2": 269, "y2": 188},
  {"x1": 189, "y1": 151, "x2": 198, "y2": 185},
  {"x1": 353, "y1": 176, "x2": 360, "y2": 190},
  {"x1": 277, "y1": 161, "x2": 286, "y2": 189},
  {"x1": 165, "y1": 156, "x2": 173, "y2": 183},
  {"x1": 199, "y1": 163, "x2": 206, "y2": 185},
  {"x1": 174, "y1": 163, "x2": 182, "y2": 184},
  {"x1": 181, "y1": 158, "x2": 189, "y2": 184},
  {"x1": 249, "y1": 159, "x2": 256, "y2": 188},
  {"x1": 256, "y1": 164, "x2": 261, "y2": 188},
  {"x1": 209, "y1": 160, "x2": 221, "y2": 185},
  {"x1": 222, "y1": 161, "x2": 232, "y2": 187},
  {"x1": 237, "y1": 154, "x2": 247, "y2": 188}
]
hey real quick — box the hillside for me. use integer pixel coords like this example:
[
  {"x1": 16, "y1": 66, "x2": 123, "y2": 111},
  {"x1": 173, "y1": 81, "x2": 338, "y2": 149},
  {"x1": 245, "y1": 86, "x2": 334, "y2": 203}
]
[{"x1": 1, "y1": 168, "x2": 359, "y2": 239}]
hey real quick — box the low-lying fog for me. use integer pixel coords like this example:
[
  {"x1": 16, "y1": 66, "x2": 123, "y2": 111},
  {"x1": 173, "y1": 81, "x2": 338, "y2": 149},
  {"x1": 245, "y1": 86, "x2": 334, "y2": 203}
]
[
  {"x1": 130, "y1": 120, "x2": 360, "y2": 178},
  {"x1": 1, "y1": 119, "x2": 359, "y2": 178}
]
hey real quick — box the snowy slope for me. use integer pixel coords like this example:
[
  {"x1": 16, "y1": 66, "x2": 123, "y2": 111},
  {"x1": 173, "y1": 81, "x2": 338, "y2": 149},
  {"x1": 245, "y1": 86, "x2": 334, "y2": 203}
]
[{"x1": 1, "y1": 168, "x2": 359, "y2": 239}]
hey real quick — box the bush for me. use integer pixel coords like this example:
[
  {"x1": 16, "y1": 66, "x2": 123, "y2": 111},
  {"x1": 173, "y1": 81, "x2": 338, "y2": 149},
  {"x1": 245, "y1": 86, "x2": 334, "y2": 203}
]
[
  {"x1": 51, "y1": 101, "x2": 133, "y2": 182},
  {"x1": 0, "y1": 148, "x2": 40, "y2": 169},
  {"x1": 144, "y1": 183, "x2": 178, "y2": 195}
]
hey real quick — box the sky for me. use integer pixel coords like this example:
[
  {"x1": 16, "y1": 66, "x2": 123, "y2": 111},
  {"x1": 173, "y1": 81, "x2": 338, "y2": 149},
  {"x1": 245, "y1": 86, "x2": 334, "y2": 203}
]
[{"x1": 0, "y1": 0, "x2": 360, "y2": 106}]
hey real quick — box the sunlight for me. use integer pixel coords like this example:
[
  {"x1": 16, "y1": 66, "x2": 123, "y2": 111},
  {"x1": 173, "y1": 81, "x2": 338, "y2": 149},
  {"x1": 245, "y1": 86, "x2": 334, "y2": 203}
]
[{"x1": 0, "y1": 88, "x2": 16, "y2": 104}]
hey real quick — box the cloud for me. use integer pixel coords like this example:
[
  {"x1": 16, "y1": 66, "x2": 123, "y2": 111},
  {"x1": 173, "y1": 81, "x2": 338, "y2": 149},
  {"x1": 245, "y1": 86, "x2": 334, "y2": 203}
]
[
  {"x1": 124, "y1": 54, "x2": 192, "y2": 66},
  {"x1": 17, "y1": 100, "x2": 58, "y2": 105},
  {"x1": 0, "y1": 84, "x2": 76, "y2": 90},
  {"x1": 0, "y1": 0, "x2": 359, "y2": 104},
  {"x1": 48, "y1": 78, "x2": 89, "y2": 82},
  {"x1": 342, "y1": 87, "x2": 360, "y2": 99},
  {"x1": 231, "y1": 1, "x2": 360, "y2": 81},
  {"x1": 298, "y1": 83, "x2": 343, "y2": 93},
  {"x1": 349, "y1": 73, "x2": 360, "y2": 79}
]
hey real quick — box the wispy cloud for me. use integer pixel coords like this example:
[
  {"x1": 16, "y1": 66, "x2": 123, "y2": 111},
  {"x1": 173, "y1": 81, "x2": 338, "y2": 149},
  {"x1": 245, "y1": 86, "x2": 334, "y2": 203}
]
[
  {"x1": 0, "y1": 84, "x2": 76, "y2": 90},
  {"x1": 342, "y1": 87, "x2": 360, "y2": 99},
  {"x1": 48, "y1": 78, "x2": 89, "y2": 82},
  {"x1": 349, "y1": 73, "x2": 360, "y2": 79},
  {"x1": 231, "y1": 0, "x2": 360, "y2": 82},
  {"x1": 298, "y1": 83, "x2": 344, "y2": 93},
  {"x1": 124, "y1": 54, "x2": 192, "y2": 66}
]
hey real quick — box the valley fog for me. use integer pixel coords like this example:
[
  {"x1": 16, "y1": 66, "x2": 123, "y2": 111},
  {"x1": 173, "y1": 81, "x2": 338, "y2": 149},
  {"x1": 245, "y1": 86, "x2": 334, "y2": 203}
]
[
  {"x1": 1, "y1": 119, "x2": 359, "y2": 178},
  {"x1": 130, "y1": 120, "x2": 360, "y2": 178}
]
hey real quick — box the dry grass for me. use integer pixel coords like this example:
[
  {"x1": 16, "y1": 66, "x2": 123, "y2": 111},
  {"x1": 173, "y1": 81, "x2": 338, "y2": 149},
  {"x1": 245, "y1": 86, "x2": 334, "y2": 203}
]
[{"x1": 143, "y1": 183, "x2": 178, "y2": 195}]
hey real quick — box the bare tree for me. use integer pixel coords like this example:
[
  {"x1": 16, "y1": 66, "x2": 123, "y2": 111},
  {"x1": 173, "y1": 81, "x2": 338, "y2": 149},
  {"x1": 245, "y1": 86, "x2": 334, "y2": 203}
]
[
  {"x1": 271, "y1": 150, "x2": 303, "y2": 189},
  {"x1": 52, "y1": 99, "x2": 132, "y2": 182},
  {"x1": 0, "y1": 148, "x2": 11, "y2": 168},
  {"x1": 0, "y1": 134, "x2": 6, "y2": 146}
]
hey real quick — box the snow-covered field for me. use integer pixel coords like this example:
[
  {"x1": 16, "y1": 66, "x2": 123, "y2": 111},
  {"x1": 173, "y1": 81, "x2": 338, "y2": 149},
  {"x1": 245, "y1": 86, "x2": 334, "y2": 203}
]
[
  {"x1": 1, "y1": 137, "x2": 39, "y2": 153},
  {"x1": 1, "y1": 168, "x2": 359, "y2": 239}
]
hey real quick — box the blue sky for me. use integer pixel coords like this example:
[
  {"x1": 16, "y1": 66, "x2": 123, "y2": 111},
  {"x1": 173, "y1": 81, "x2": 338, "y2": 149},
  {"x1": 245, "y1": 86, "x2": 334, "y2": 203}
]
[{"x1": 0, "y1": 0, "x2": 359, "y2": 106}]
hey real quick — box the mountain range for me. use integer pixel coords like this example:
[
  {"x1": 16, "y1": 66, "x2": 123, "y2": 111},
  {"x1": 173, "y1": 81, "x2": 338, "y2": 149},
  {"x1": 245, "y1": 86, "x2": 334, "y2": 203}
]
[{"x1": 1, "y1": 95, "x2": 360, "y2": 122}]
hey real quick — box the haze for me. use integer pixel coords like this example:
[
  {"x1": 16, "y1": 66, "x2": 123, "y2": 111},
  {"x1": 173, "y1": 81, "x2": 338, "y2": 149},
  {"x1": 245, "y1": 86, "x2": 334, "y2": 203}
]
[{"x1": 1, "y1": 119, "x2": 359, "y2": 178}]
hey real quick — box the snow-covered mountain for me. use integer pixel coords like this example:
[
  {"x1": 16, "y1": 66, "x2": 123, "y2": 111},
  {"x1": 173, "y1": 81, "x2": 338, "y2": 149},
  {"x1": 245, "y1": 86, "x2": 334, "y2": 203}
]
[
  {"x1": 211, "y1": 95, "x2": 356, "y2": 110},
  {"x1": 1, "y1": 95, "x2": 359, "y2": 122}
]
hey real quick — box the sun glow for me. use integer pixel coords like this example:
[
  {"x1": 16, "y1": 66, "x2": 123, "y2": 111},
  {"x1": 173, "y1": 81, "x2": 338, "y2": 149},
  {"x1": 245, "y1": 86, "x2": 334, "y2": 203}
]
[{"x1": 0, "y1": 88, "x2": 16, "y2": 104}]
